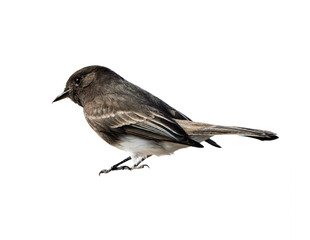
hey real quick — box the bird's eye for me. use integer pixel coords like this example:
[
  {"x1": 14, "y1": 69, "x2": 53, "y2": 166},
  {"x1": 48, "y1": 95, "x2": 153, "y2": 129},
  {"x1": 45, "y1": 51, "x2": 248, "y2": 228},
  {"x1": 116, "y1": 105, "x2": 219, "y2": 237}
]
[{"x1": 75, "y1": 77, "x2": 82, "y2": 85}]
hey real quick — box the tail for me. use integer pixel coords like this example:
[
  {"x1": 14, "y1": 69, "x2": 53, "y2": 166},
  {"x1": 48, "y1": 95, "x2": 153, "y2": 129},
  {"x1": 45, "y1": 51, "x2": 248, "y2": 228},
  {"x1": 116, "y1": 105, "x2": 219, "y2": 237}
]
[{"x1": 175, "y1": 119, "x2": 278, "y2": 141}]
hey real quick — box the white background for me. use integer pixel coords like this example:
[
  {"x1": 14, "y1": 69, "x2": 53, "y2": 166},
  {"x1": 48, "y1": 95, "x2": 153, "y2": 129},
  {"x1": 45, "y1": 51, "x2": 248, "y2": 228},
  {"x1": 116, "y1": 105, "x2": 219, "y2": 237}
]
[{"x1": 0, "y1": 0, "x2": 309, "y2": 239}]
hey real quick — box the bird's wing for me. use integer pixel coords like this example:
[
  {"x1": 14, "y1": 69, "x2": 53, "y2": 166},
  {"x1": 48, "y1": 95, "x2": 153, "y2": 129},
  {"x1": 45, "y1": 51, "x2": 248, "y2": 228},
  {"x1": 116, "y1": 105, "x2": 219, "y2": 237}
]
[
  {"x1": 155, "y1": 97, "x2": 222, "y2": 148},
  {"x1": 84, "y1": 102, "x2": 203, "y2": 148}
]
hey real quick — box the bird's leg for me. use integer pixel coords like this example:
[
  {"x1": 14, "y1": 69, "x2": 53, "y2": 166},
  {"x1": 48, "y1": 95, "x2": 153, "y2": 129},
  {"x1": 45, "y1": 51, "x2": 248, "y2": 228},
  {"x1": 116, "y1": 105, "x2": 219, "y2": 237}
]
[
  {"x1": 99, "y1": 155, "x2": 152, "y2": 175},
  {"x1": 99, "y1": 156, "x2": 132, "y2": 175},
  {"x1": 131, "y1": 155, "x2": 152, "y2": 169}
]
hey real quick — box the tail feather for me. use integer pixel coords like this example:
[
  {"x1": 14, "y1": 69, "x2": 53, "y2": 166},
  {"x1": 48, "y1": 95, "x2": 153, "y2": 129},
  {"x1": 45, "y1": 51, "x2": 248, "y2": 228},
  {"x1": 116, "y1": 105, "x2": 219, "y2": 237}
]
[
  {"x1": 245, "y1": 135, "x2": 279, "y2": 141},
  {"x1": 175, "y1": 119, "x2": 278, "y2": 141},
  {"x1": 205, "y1": 138, "x2": 222, "y2": 148}
]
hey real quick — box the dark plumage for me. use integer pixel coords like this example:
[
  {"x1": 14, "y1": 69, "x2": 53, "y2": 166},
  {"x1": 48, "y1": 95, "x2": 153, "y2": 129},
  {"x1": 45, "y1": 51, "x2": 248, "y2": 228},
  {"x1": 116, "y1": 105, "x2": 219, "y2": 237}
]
[{"x1": 53, "y1": 65, "x2": 278, "y2": 174}]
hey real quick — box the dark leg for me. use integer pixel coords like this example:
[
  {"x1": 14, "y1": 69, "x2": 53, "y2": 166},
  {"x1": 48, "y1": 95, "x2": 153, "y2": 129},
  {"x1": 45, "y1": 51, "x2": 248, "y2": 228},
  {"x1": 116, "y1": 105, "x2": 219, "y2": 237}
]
[
  {"x1": 99, "y1": 155, "x2": 152, "y2": 175},
  {"x1": 99, "y1": 156, "x2": 132, "y2": 175}
]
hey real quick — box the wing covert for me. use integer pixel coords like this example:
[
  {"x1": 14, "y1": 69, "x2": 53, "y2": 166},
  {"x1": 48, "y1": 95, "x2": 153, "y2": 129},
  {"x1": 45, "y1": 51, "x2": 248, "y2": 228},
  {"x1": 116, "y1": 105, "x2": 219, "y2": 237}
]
[{"x1": 84, "y1": 103, "x2": 203, "y2": 148}]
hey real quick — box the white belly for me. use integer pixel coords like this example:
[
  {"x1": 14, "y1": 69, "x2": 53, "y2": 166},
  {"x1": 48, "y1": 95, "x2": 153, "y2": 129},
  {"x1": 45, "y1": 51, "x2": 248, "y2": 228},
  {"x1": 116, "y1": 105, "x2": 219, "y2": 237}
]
[{"x1": 115, "y1": 135, "x2": 190, "y2": 158}]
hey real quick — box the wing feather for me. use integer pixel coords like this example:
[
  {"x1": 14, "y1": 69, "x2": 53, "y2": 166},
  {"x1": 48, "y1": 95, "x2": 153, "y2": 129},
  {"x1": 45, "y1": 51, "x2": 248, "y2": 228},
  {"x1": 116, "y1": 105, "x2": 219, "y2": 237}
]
[{"x1": 84, "y1": 104, "x2": 202, "y2": 147}]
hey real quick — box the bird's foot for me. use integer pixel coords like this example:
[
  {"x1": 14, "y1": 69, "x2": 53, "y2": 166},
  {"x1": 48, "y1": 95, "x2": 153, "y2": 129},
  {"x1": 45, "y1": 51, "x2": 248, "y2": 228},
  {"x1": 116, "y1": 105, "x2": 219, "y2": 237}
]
[
  {"x1": 99, "y1": 164, "x2": 150, "y2": 175},
  {"x1": 133, "y1": 164, "x2": 150, "y2": 170},
  {"x1": 99, "y1": 165, "x2": 131, "y2": 175},
  {"x1": 99, "y1": 155, "x2": 151, "y2": 175}
]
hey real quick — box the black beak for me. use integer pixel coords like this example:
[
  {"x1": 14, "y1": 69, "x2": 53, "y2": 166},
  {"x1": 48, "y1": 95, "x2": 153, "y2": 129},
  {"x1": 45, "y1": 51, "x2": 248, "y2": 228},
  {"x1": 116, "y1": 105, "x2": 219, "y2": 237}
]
[{"x1": 53, "y1": 89, "x2": 70, "y2": 103}]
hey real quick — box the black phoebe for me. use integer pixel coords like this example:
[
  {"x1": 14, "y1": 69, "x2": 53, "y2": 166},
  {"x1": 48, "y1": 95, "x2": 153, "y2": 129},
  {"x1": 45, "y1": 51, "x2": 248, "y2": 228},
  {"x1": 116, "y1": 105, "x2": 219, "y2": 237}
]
[{"x1": 53, "y1": 65, "x2": 278, "y2": 175}]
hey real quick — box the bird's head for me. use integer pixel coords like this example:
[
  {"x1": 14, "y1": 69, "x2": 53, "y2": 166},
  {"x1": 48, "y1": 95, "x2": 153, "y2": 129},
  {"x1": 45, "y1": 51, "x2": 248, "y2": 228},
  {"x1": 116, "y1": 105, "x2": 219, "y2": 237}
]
[{"x1": 53, "y1": 65, "x2": 104, "y2": 106}]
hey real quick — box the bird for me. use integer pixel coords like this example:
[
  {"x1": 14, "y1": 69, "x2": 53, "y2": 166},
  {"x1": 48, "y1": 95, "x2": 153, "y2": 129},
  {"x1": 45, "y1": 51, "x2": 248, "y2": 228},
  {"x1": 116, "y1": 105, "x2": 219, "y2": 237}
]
[{"x1": 53, "y1": 65, "x2": 278, "y2": 175}]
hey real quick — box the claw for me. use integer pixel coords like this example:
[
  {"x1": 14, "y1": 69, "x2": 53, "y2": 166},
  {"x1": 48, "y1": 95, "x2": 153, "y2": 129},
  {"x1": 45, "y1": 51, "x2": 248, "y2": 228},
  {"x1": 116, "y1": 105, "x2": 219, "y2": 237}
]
[
  {"x1": 99, "y1": 165, "x2": 132, "y2": 175},
  {"x1": 113, "y1": 165, "x2": 131, "y2": 171},
  {"x1": 99, "y1": 169, "x2": 110, "y2": 175},
  {"x1": 135, "y1": 164, "x2": 150, "y2": 169}
]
